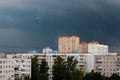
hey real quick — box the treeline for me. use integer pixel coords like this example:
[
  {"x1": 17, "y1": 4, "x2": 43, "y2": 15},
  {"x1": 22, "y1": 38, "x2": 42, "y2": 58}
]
[
  {"x1": 31, "y1": 56, "x2": 120, "y2": 80},
  {"x1": 32, "y1": 56, "x2": 49, "y2": 80}
]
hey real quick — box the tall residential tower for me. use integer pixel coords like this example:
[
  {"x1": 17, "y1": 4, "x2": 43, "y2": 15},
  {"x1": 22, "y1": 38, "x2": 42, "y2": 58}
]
[{"x1": 58, "y1": 36, "x2": 80, "y2": 53}]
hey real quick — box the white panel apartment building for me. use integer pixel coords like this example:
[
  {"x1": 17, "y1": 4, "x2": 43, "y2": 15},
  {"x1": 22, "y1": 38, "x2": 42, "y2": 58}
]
[
  {"x1": 5, "y1": 52, "x2": 120, "y2": 80},
  {"x1": 94, "y1": 55, "x2": 120, "y2": 77},
  {"x1": 14, "y1": 59, "x2": 31, "y2": 78},
  {"x1": 7, "y1": 53, "x2": 95, "y2": 80},
  {"x1": 88, "y1": 43, "x2": 108, "y2": 55},
  {"x1": 43, "y1": 47, "x2": 52, "y2": 53},
  {"x1": 0, "y1": 58, "x2": 14, "y2": 80},
  {"x1": 0, "y1": 54, "x2": 31, "y2": 80}
]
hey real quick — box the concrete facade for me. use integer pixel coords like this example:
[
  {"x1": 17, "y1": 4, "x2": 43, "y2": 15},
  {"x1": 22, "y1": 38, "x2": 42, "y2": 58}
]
[
  {"x1": 58, "y1": 36, "x2": 80, "y2": 53},
  {"x1": 94, "y1": 55, "x2": 120, "y2": 77},
  {"x1": 79, "y1": 41, "x2": 88, "y2": 53},
  {"x1": 88, "y1": 41, "x2": 108, "y2": 55}
]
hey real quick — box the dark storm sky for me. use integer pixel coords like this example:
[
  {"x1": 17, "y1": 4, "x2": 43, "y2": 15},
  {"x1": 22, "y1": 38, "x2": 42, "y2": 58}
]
[{"x1": 0, "y1": 0, "x2": 120, "y2": 51}]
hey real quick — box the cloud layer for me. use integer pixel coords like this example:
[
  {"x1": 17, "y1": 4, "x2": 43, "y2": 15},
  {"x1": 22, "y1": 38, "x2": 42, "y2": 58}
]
[{"x1": 0, "y1": 0, "x2": 120, "y2": 52}]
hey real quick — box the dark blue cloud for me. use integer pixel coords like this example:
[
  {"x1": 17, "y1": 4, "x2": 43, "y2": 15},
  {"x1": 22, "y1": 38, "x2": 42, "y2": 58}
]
[{"x1": 0, "y1": 0, "x2": 120, "y2": 52}]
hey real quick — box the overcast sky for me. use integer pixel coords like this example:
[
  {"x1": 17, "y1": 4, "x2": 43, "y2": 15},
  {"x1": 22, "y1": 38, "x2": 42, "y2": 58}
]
[{"x1": 0, "y1": 0, "x2": 120, "y2": 52}]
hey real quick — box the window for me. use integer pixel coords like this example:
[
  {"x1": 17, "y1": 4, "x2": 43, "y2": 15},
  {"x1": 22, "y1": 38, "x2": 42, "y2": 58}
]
[
  {"x1": 21, "y1": 60, "x2": 24, "y2": 63},
  {"x1": 21, "y1": 69, "x2": 25, "y2": 72},
  {"x1": 0, "y1": 76, "x2": 2, "y2": 78}
]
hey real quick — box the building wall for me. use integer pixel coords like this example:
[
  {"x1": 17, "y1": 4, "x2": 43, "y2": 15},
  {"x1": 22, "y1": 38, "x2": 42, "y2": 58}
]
[
  {"x1": 79, "y1": 41, "x2": 88, "y2": 53},
  {"x1": 8, "y1": 53, "x2": 94, "y2": 80},
  {"x1": 58, "y1": 36, "x2": 80, "y2": 53},
  {"x1": 0, "y1": 52, "x2": 6, "y2": 58},
  {"x1": 6, "y1": 53, "x2": 120, "y2": 79},
  {"x1": 0, "y1": 54, "x2": 32, "y2": 80},
  {"x1": 0, "y1": 59, "x2": 14, "y2": 80},
  {"x1": 43, "y1": 47, "x2": 52, "y2": 53},
  {"x1": 86, "y1": 54, "x2": 94, "y2": 72},
  {"x1": 116, "y1": 56, "x2": 120, "y2": 76},
  {"x1": 88, "y1": 42, "x2": 108, "y2": 55},
  {"x1": 94, "y1": 55, "x2": 120, "y2": 77},
  {"x1": 14, "y1": 59, "x2": 31, "y2": 78}
]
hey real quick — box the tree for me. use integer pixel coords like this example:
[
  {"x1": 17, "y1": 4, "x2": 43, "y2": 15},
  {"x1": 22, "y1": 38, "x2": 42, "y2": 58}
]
[
  {"x1": 71, "y1": 69, "x2": 84, "y2": 80},
  {"x1": 93, "y1": 72, "x2": 103, "y2": 80},
  {"x1": 23, "y1": 75, "x2": 31, "y2": 80},
  {"x1": 15, "y1": 75, "x2": 31, "y2": 80},
  {"x1": 83, "y1": 70, "x2": 103, "y2": 80},
  {"x1": 83, "y1": 71, "x2": 94, "y2": 80},
  {"x1": 109, "y1": 73, "x2": 120, "y2": 80},
  {"x1": 39, "y1": 59, "x2": 49, "y2": 80},
  {"x1": 53, "y1": 56, "x2": 67, "y2": 80},
  {"x1": 15, "y1": 76, "x2": 22, "y2": 80},
  {"x1": 15, "y1": 77, "x2": 21, "y2": 80},
  {"x1": 104, "y1": 76, "x2": 110, "y2": 80},
  {"x1": 31, "y1": 56, "x2": 39, "y2": 80},
  {"x1": 66, "y1": 56, "x2": 78, "y2": 80}
]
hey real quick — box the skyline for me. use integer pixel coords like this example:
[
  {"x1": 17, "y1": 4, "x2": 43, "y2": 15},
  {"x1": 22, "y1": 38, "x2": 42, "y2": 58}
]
[{"x1": 0, "y1": 0, "x2": 120, "y2": 52}]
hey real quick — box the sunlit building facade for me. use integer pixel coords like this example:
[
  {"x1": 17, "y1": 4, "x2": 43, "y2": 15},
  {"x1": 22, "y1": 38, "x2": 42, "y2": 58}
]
[
  {"x1": 58, "y1": 36, "x2": 80, "y2": 53},
  {"x1": 88, "y1": 41, "x2": 108, "y2": 55},
  {"x1": 79, "y1": 41, "x2": 88, "y2": 53},
  {"x1": 94, "y1": 55, "x2": 120, "y2": 77}
]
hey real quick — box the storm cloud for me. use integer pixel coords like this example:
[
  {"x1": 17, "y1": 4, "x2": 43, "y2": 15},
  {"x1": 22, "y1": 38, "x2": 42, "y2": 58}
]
[{"x1": 0, "y1": 0, "x2": 120, "y2": 52}]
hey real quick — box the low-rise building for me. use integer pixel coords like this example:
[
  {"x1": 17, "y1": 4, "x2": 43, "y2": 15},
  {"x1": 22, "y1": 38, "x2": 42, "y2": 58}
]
[{"x1": 43, "y1": 47, "x2": 52, "y2": 53}]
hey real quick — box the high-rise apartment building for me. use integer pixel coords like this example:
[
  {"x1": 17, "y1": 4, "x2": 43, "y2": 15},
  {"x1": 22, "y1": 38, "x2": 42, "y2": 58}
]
[
  {"x1": 79, "y1": 41, "x2": 88, "y2": 53},
  {"x1": 88, "y1": 41, "x2": 108, "y2": 55},
  {"x1": 0, "y1": 52, "x2": 6, "y2": 58},
  {"x1": 58, "y1": 36, "x2": 80, "y2": 53}
]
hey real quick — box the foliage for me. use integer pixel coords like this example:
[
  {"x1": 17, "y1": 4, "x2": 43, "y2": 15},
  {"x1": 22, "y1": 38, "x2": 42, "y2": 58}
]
[
  {"x1": 39, "y1": 59, "x2": 49, "y2": 73},
  {"x1": 53, "y1": 56, "x2": 67, "y2": 80},
  {"x1": 15, "y1": 77, "x2": 21, "y2": 80},
  {"x1": 39, "y1": 59, "x2": 49, "y2": 80},
  {"x1": 66, "y1": 56, "x2": 78, "y2": 72},
  {"x1": 31, "y1": 56, "x2": 39, "y2": 80},
  {"x1": 31, "y1": 55, "x2": 120, "y2": 80},
  {"x1": 23, "y1": 75, "x2": 31, "y2": 80},
  {"x1": 15, "y1": 75, "x2": 31, "y2": 80},
  {"x1": 109, "y1": 73, "x2": 120, "y2": 80},
  {"x1": 31, "y1": 56, "x2": 49, "y2": 80},
  {"x1": 66, "y1": 56, "x2": 78, "y2": 80},
  {"x1": 71, "y1": 69, "x2": 84, "y2": 80},
  {"x1": 83, "y1": 70, "x2": 103, "y2": 80}
]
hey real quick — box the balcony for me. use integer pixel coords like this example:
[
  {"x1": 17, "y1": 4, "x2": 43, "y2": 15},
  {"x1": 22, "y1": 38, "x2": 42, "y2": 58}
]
[
  {"x1": 98, "y1": 66, "x2": 102, "y2": 69},
  {"x1": 97, "y1": 59, "x2": 102, "y2": 62}
]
